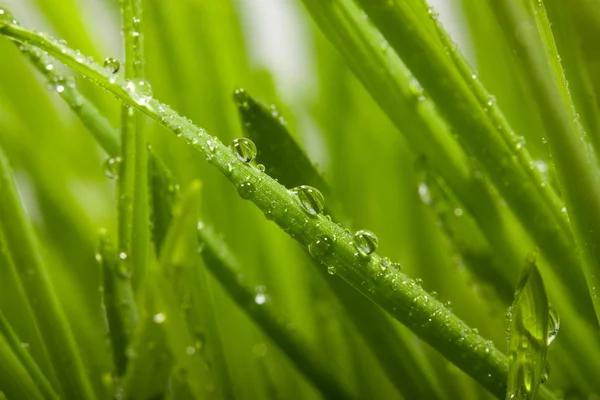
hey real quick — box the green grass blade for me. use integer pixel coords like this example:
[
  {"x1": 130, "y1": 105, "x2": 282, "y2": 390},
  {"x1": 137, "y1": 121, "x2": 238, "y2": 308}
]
[
  {"x1": 0, "y1": 23, "x2": 560, "y2": 398},
  {"x1": 118, "y1": 0, "x2": 150, "y2": 289},
  {"x1": 233, "y1": 90, "x2": 446, "y2": 399},
  {"x1": 507, "y1": 255, "x2": 549, "y2": 400},
  {"x1": 0, "y1": 146, "x2": 96, "y2": 400},
  {"x1": 0, "y1": 311, "x2": 58, "y2": 400},
  {"x1": 347, "y1": 0, "x2": 590, "y2": 323},
  {"x1": 0, "y1": 334, "x2": 45, "y2": 400},
  {"x1": 98, "y1": 231, "x2": 139, "y2": 377},
  {"x1": 490, "y1": 0, "x2": 600, "y2": 325},
  {"x1": 149, "y1": 153, "x2": 178, "y2": 253},
  {"x1": 197, "y1": 224, "x2": 357, "y2": 400}
]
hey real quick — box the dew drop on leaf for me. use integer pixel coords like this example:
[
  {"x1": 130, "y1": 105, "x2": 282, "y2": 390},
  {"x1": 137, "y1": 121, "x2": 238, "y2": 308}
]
[
  {"x1": 290, "y1": 185, "x2": 325, "y2": 215},
  {"x1": 541, "y1": 360, "x2": 550, "y2": 383},
  {"x1": 547, "y1": 305, "x2": 559, "y2": 345},
  {"x1": 153, "y1": 313, "x2": 166, "y2": 324},
  {"x1": 237, "y1": 181, "x2": 255, "y2": 199},
  {"x1": 104, "y1": 156, "x2": 121, "y2": 179},
  {"x1": 125, "y1": 78, "x2": 153, "y2": 105},
  {"x1": 103, "y1": 57, "x2": 120, "y2": 74},
  {"x1": 308, "y1": 235, "x2": 332, "y2": 257},
  {"x1": 327, "y1": 266, "x2": 336, "y2": 275},
  {"x1": 354, "y1": 230, "x2": 379, "y2": 256},
  {"x1": 230, "y1": 137, "x2": 257, "y2": 163},
  {"x1": 0, "y1": 8, "x2": 14, "y2": 27}
]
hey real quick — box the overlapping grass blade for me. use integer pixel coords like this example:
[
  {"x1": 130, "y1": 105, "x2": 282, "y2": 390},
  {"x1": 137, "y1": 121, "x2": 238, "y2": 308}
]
[
  {"x1": 0, "y1": 146, "x2": 96, "y2": 399},
  {"x1": 234, "y1": 89, "x2": 446, "y2": 399},
  {"x1": 197, "y1": 223, "x2": 357, "y2": 400},
  {"x1": 0, "y1": 334, "x2": 45, "y2": 400}
]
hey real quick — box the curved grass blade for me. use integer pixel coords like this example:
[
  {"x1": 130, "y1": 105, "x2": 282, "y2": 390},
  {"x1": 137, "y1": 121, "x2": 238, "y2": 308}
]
[
  {"x1": 98, "y1": 231, "x2": 139, "y2": 377},
  {"x1": 0, "y1": 310, "x2": 58, "y2": 400},
  {"x1": 233, "y1": 89, "x2": 446, "y2": 399},
  {"x1": 0, "y1": 24, "x2": 561, "y2": 398},
  {"x1": 197, "y1": 223, "x2": 357, "y2": 400},
  {"x1": 507, "y1": 255, "x2": 549, "y2": 400},
  {"x1": 342, "y1": 0, "x2": 591, "y2": 324},
  {"x1": 0, "y1": 146, "x2": 96, "y2": 399},
  {"x1": 490, "y1": 0, "x2": 600, "y2": 326},
  {"x1": 0, "y1": 334, "x2": 45, "y2": 400}
]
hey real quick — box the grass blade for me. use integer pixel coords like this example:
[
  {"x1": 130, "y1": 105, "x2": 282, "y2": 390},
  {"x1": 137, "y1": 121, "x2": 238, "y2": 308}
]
[
  {"x1": 197, "y1": 224, "x2": 357, "y2": 400},
  {"x1": 98, "y1": 231, "x2": 139, "y2": 377},
  {"x1": 0, "y1": 310, "x2": 58, "y2": 400},
  {"x1": 507, "y1": 254, "x2": 549, "y2": 400},
  {"x1": 490, "y1": 0, "x2": 600, "y2": 326},
  {"x1": 0, "y1": 334, "x2": 45, "y2": 400},
  {"x1": 0, "y1": 146, "x2": 96, "y2": 399},
  {"x1": 118, "y1": 0, "x2": 150, "y2": 289}
]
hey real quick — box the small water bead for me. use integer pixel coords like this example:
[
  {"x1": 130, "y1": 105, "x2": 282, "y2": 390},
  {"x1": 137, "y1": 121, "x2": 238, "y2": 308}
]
[
  {"x1": 290, "y1": 185, "x2": 325, "y2": 215},
  {"x1": 0, "y1": 8, "x2": 14, "y2": 27},
  {"x1": 514, "y1": 136, "x2": 526, "y2": 150},
  {"x1": 103, "y1": 57, "x2": 120, "y2": 74},
  {"x1": 257, "y1": 164, "x2": 265, "y2": 173},
  {"x1": 231, "y1": 138, "x2": 256, "y2": 162},
  {"x1": 354, "y1": 230, "x2": 379, "y2": 256},
  {"x1": 418, "y1": 182, "x2": 431, "y2": 204},
  {"x1": 153, "y1": 313, "x2": 166, "y2": 324},
  {"x1": 380, "y1": 257, "x2": 390, "y2": 271},
  {"x1": 237, "y1": 181, "x2": 255, "y2": 199},
  {"x1": 327, "y1": 266, "x2": 336, "y2": 275},
  {"x1": 104, "y1": 157, "x2": 122, "y2": 179},
  {"x1": 125, "y1": 78, "x2": 153, "y2": 106},
  {"x1": 308, "y1": 235, "x2": 333, "y2": 257},
  {"x1": 547, "y1": 305, "x2": 560, "y2": 345}
]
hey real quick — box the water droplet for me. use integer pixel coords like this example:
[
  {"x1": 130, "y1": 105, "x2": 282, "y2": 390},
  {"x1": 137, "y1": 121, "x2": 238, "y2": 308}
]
[
  {"x1": 231, "y1": 138, "x2": 257, "y2": 163},
  {"x1": 103, "y1": 57, "x2": 120, "y2": 74},
  {"x1": 541, "y1": 360, "x2": 550, "y2": 383},
  {"x1": 125, "y1": 78, "x2": 153, "y2": 106},
  {"x1": 514, "y1": 136, "x2": 526, "y2": 150},
  {"x1": 253, "y1": 343, "x2": 267, "y2": 356},
  {"x1": 104, "y1": 157, "x2": 121, "y2": 179},
  {"x1": 0, "y1": 8, "x2": 14, "y2": 27},
  {"x1": 327, "y1": 266, "x2": 336, "y2": 275},
  {"x1": 354, "y1": 230, "x2": 379, "y2": 256},
  {"x1": 290, "y1": 185, "x2": 325, "y2": 215},
  {"x1": 257, "y1": 164, "x2": 265, "y2": 172},
  {"x1": 454, "y1": 208, "x2": 463, "y2": 217},
  {"x1": 237, "y1": 181, "x2": 255, "y2": 199},
  {"x1": 380, "y1": 257, "x2": 390, "y2": 271},
  {"x1": 418, "y1": 182, "x2": 431, "y2": 204},
  {"x1": 547, "y1": 305, "x2": 559, "y2": 345},
  {"x1": 186, "y1": 346, "x2": 196, "y2": 356},
  {"x1": 254, "y1": 293, "x2": 267, "y2": 305},
  {"x1": 153, "y1": 313, "x2": 166, "y2": 324},
  {"x1": 308, "y1": 235, "x2": 333, "y2": 257},
  {"x1": 119, "y1": 252, "x2": 128, "y2": 260}
]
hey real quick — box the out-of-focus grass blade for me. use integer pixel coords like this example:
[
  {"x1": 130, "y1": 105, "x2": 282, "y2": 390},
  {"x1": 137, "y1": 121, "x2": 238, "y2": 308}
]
[
  {"x1": 233, "y1": 89, "x2": 445, "y2": 399},
  {"x1": 0, "y1": 310, "x2": 58, "y2": 400},
  {"x1": 197, "y1": 224, "x2": 357, "y2": 400},
  {"x1": 98, "y1": 231, "x2": 138, "y2": 377},
  {"x1": 506, "y1": 254, "x2": 549, "y2": 400},
  {"x1": 233, "y1": 89, "x2": 328, "y2": 195},
  {"x1": 0, "y1": 333, "x2": 45, "y2": 400},
  {"x1": 149, "y1": 152, "x2": 177, "y2": 253},
  {"x1": 0, "y1": 146, "x2": 96, "y2": 400}
]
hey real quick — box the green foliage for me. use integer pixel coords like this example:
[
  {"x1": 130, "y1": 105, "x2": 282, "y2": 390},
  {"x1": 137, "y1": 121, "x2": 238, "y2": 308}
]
[{"x1": 0, "y1": 0, "x2": 599, "y2": 399}]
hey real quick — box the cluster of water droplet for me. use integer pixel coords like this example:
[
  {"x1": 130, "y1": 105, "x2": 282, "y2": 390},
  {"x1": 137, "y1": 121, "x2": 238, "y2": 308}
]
[
  {"x1": 0, "y1": 7, "x2": 17, "y2": 28},
  {"x1": 125, "y1": 78, "x2": 153, "y2": 106}
]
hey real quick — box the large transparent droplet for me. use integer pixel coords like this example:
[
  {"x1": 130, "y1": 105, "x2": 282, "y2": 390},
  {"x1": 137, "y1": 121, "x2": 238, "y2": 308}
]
[
  {"x1": 125, "y1": 78, "x2": 153, "y2": 105},
  {"x1": 231, "y1": 138, "x2": 257, "y2": 163},
  {"x1": 290, "y1": 185, "x2": 324, "y2": 215},
  {"x1": 103, "y1": 57, "x2": 120, "y2": 74},
  {"x1": 354, "y1": 230, "x2": 379, "y2": 256},
  {"x1": 308, "y1": 235, "x2": 332, "y2": 257},
  {"x1": 547, "y1": 305, "x2": 559, "y2": 346},
  {"x1": 237, "y1": 181, "x2": 255, "y2": 200},
  {"x1": 541, "y1": 360, "x2": 550, "y2": 384}
]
